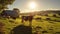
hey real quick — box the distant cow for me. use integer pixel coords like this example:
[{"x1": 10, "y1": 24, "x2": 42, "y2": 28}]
[
  {"x1": 1, "y1": 9, "x2": 20, "y2": 19},
  {"x1": 42, "y1": 31, "x2": 48, "y2": 33},
  {"x1": 21, "y1": 16, "x2": 33, "y2": 26},
  {"x1": 46, "y1": 17, "x2": 51, "y2": 21},
  {"x1": 53, "y1": 14, "x2": 56, "y2": 17},
  {"x1": 35, "y1": 18, "x2": 41, "y2": 20}
]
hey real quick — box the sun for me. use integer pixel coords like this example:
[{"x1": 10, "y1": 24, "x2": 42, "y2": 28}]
[{"x1": 29, "y1": 2, "x2": 36, "y2": 9}]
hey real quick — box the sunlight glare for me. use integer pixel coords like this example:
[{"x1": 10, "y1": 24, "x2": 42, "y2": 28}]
[{"x1": 29, "y1": 2, "x2": 36, "y2": 9}]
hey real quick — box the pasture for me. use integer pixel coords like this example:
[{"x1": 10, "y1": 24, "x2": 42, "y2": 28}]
[{"x1": 0, "y1": 13, "x2": 60, "y2": 34}]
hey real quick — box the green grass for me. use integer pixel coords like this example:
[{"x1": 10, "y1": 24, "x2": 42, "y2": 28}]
[{"x1": 0, "y1": 14, "x2": 60, "y2": 34}]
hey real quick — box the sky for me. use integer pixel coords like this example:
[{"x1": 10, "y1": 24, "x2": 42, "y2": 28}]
[{"x1": 8, "y1": 0, "x2": 60, "y2": 13}]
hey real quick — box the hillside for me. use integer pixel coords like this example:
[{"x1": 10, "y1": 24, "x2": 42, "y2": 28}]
[
  {"x1": 20, "y1": 10, "x2": 60, "y2": 16},
  {"x1": 0, "y1": 10, "x2": 60, "y2": 34}
]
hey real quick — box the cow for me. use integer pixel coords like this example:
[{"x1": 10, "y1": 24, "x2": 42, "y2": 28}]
[
  {"x1": 53, "y1": 14, "x2": 56, "y2": 17},
  {"x1": 42, "y1": 31, "x2": 48, "y2": 34},
  {"x1": 35, "y1": 17, "x2": 41, "y2": 20},
  {"x1": 46, "y1": 17, "x2": 51, "y2": 21},
  {"x1": 21, "y1": 16, "x2": 33, "y2": 26}
]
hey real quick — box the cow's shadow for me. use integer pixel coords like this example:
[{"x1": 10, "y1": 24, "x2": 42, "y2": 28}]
[{"x1": 10, "y1": 25, "x2": 32, "y2": 34}]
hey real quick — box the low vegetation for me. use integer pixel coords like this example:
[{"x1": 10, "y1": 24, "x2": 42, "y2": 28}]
[{"x1": 0, "y1": 13, "x2": 60, "y2": 34}]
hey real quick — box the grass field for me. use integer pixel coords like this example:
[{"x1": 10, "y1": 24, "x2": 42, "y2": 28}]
[{"x1": 0, "y1": 13, "x2": 60, "y2": 34}]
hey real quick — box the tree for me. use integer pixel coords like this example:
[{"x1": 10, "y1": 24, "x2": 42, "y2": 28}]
[
  {"x1": 13, "y1": 8, "x2": 20, "y2": 15},
  {"x1": 0, "y1": 0, "x2": 15, "y2": 11}
]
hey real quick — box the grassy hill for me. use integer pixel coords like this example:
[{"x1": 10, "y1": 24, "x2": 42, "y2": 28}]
[{"x1": 0, "y1": 10, "x2": 60, "y2": 34}]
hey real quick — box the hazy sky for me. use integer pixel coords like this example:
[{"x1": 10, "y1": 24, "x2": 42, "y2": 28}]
[{"x1": 8, "y1": 0, "x2": 60, "y2": 13}]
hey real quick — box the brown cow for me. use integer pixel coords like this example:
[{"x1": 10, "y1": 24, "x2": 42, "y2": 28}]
[{"x1": 21, "y1": 16, "x2": 33, "y2": 26}]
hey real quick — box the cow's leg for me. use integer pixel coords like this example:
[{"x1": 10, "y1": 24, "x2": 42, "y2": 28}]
[
  {"x1": 29, "y1": 17, "x2": 33, "y2": 27},
  {"x1": 21, "y1": 19, "x2": 25, "y2": 25},
  {"x1": 29, "y1": 20, "x2": 32, "y2": 27}
]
